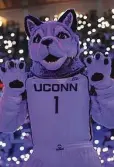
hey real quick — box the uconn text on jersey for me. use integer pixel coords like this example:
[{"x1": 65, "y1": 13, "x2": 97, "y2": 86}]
[{"x1": 34, "y1": 83, "x2": 78, "y2": 92}]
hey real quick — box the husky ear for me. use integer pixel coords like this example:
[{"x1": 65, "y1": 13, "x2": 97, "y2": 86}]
[
  {"x1": 58, "y1": 9, "x2": 77, "y2": 32},
  {"x1": 25, "y1": 15, "x2": 42, "y2": 37}
]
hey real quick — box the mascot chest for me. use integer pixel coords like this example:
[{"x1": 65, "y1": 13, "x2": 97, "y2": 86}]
[{"x1": 26, "y1": 74, "x2": 90, "y2": 117}]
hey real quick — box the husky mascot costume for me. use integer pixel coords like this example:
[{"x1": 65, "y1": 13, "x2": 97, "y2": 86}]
[{"x1": 0, "y1": 9, "x2": 114, "y2": 167}]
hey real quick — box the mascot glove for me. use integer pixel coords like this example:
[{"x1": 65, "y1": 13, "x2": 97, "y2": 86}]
[
  {"x1": 0, "y1": 60, "x2": 27, "y2": 97},
  {"x1": 84, "y1": 52, "x2": 113, "y2": 90}
]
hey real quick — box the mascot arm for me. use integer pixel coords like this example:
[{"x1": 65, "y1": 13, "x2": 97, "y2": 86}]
[
  {"x1": 90, "y1": 81, "x2": 114, "y2": 129},
  {"x1": 0, "y1": 60, "x2": 28, "y2": 132},
  {"x1": 0, "y1": 95, "x2": 28, "y2": 133},
  {"x1": 84, "y1": 52, "x2": 114, "y2": 129}
]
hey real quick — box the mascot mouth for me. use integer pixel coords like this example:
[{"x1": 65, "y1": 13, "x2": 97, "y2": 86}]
[
  {"x1": 42, "y1": 54, "x2": 67, "y2": 70},
  {"x1": 44, "y1": 54, "x2": 60, "y2": 63}
]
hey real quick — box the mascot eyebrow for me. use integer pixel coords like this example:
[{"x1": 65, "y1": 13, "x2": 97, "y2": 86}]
[{"x1": 54, "y1": 25, "x2": 71, "y2": 34}]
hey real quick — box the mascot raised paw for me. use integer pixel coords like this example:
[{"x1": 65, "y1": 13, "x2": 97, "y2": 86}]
[
  {"x1": 0, "y1": 9, "x2": 114, "y2": 167},
  {"x1": 0, "y1": 60, "x2": 27, "y2": 132},
  {"x1": 85, "y1": 52, "x2": 112, "y2": 89},
  {"x1": 0, "y1": 60, "x2": 27, "y2": 96}
]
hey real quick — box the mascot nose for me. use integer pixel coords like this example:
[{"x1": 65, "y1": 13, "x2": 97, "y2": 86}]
[{"x1": 41, "y1": 39, "x2": 53, "y2": 46}]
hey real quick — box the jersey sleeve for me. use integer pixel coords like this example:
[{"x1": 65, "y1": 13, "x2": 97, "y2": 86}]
[
  {"x1": 90, "y1": 80, "x2": 114, "y2": 129},
  {"x1": 0, "y1": 94, "x2": 28, "y2": 133}
]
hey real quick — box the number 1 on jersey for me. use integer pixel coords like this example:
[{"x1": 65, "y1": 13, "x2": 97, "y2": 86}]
[{"x1": 54, "y1": 96, "x2": 59, "y2": 114}]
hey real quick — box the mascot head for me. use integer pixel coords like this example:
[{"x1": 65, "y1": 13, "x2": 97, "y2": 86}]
[{"x1": 25, "y1": 9, "x2": 85, "y2": 78}]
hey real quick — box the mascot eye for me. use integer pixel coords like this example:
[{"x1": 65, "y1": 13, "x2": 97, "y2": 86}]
[
  {"x1": 56, "y1": 32, "x2": 69, "y2": 39},
  {"x1": 33, "y1": 34, "x2": 41, "y2": 43}
]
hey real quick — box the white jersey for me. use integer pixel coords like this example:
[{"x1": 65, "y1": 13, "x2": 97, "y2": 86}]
[{"x1": 26, "y1": 74, "x2": 91, "y2": 149}]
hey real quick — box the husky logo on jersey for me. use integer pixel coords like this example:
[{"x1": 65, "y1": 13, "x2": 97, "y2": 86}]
[
  {"x1": 34, "y1": 83, "x2": 77, "y2": 92},
  {"x1": 25, "y1": 9, "x2": 85, "y2": 78}
]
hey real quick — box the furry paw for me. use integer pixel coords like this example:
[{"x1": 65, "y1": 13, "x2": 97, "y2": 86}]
[
  {"x1": 84, "y1": 52, "x2": 111, "y2": 88},
  {"x1": 0, "y1": 60, "x2": 27, "y2": 96}
]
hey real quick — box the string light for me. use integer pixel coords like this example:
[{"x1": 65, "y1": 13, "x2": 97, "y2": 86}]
[
  {"x1": 54, "y1": 17, "x2": 58, "y2": 21},
  {"x1": 97, "y1": 147, "x2": 101, "y2": 155},
  {"x1": 83, "y1": 15, "x2": 87, "y2": 19},
  {"x1": 12, "y1": 41, "x2": 16, "y2": 45},
  {"x1": 20, "y1": 57, "x2": 24, "y2": 61},
  {"x1": 111, "y1": 36, "x2": 114, "y2": 40},
  {"x1": 22, "y1": 132, "x2": 26, "y2": 137},
  {"x1": 20, "y1": 155, "x2": 25, "y2": 159},
  {"x1": 19, "y1": 49, "x2": 24, "y2": 54},
  {"x1": 86, "y1": 38, "x2": 91, "y2": 42},
  {"x1": 2, "y1": 143, "x2": 6, "y2": 147},
  {"x1": 84, "y1": 51, "x2": 88, "y2": 55},
  {"x1": 101, "y1": 160, "x2": 104, "y2": 164},
  {"x1": 89, "y1": 50, "x2": 93, "y2": 54},
  {"x1": 111, "y1": 25, "x2": 114, "y2": 29},
  {"x1": 94, "y1": 140, "x2": 99, "y2": 144},
  {"x1": 0, "y1": 59, "x2": 3, "y2": 63},
  {"x1": 77, "y1": 27, "x2": 81, "y2": 31},
  {"x1": 16, "y1": 161, "x2": 20, "y2": 164},
  {"x1": 110, "y1": 136, "x2": 114, "y2": 140},
  {"x1": 91, "y1": 39, "x2": 95, "y2": 43},
  {"x1": 98, "y1": 24, "x2": 102, "y2": 28},
  {"x1": 98, "y1": 17, "x2": 104, "y2": 22},
  {"x1": 102, "y1": 21, "x2": 110, "y2": 27},
  {"x1": 83, "y1": 21, "x2": 86, "y2": 25},
  {"x1": 79, "y1": 41, "x2": 82, "y2": 45},
  {"x1": 0, "y1": 35, "x2": 3, "y2": 39},
  {"x1": 54, "y1": 15, "x2": 58, "y2": 21},
  {"x1": 112, "y1": 9, "x2": 114, "y2": 14},
  {"x1": 8, "y1": 41, "x2": 12, "y2": 48},
  {"x1": 88, "y1": 31, "x2": 92, "y2": 35},
  {"x1": 0, "y1": 141, "x2": 3, "y2": 145},
  {"x1": 7, "y1": 50, "x2": 12, "y2": 54},
  {"x1": 92, "y1": 29, "x2": 96, "y2": 33},
  {"x1": 45, "y1": 17, "x2": 49, "y2": 21},
  {"x1": 102, "y1": 147, "x2": 108, "y2": 152},
  {"x1": 101, "y1": 25, "x2": 105, "y2": 29},
  {"x1": 83, "y1": 42, "x2": 87, "y2": 46},
  {"x1": 5, "y1": 45, "x2": 8, "y2": 49},
  {"x1": 78, "y1": 20, "x2": 82, "y2": 24},
  {"x1": 26, "y1": 36, "x2": 29, "y2": 40},
  {"x1": 80, "y1": 25, "x2": 84, "y2": 29},
  {"x1": 7, "y1": 158, "x2": 11, "y2": 162},
  {"x1": 106, "y1": 47, "x2": 111, "y2": 51},
  {"x1": 20, "y1": 146, "x2": 24, "y2": 151},
  {"x1": 96, "y1": 126, "x2": 101, "y2": 130},
  {"x1": 87, "y1": 23, "x2": 91, "y2": 27},
  {"x1": 79, "y1": 14, "x2": 83, "y2": 18},
  {"x1": 97, "y1": 39, "x2": 101, "y2": 43},
  {"x1": 4, "y1": 40, "x2": 7, "y2": 44},
  {"x1": 12, "y1": 157, "x2": 17, "y2": 162},
  {"x1": 84, "y1": 46, "x2": 87, "y2": 50},
  {"x1": 105, "y1": 52, "x2": 109, "y2": 55},
  {"x1": 11, "y1": 33, "x2": 15, "y2": 37},
  {"x1": 20, "y1": 136, "x2": 24, "y2": 140},
  {"x1": 30, "y1": 149, "x2": 33, "y2": 154}
]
